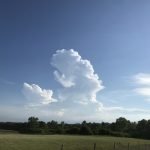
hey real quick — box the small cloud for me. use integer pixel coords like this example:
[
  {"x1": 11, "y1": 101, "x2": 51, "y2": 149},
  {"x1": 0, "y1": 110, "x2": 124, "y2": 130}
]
[
  {"x1": 133, "y1": 73, "x2": 150, "y2": 85},
  {"x1": 102, "y1": 106, "x2": 150, "y2": 113},
  {"x1": 134, "y1": 87, "x2": 150, "y2": 96},
  {"x1": 133, "y1": 73, "x2": 150, "y2": 98},
  {"x1": 22, "y1": 83, "x2": 57, "y2": 106},
  {"x1": 57, "y1": 109, "x2": 65, "y2": 117}
]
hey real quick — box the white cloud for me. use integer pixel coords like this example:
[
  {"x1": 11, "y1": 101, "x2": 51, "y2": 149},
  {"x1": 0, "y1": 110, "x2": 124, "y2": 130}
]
[
  {"x1": 133, "y1": 73, "x2": 150, "y2": 98},
  {"x1": 1, "y1": 104, "x2": 150, "y2": 123},
  {"x1": 134, "y1": 87, "x2": 150, "y2": 96},
  {"x1": 19, "y1": 52, "x2": 150, "y2": 123},
  {"x1": 133, "y1": 73, "x2": 150, "y2": 85},
  {"x1": 22, "y1": 83, "x2": 57, "y2": 106},
  {"x1": 0, "y1": 104, "x2": 68, "y2": 122},
  {"x1": 51, "y1": 49, "x2": 104, "y2": 104},
  {"x1": 102, "y1": 106, "x2": 150, "y2": 113},
  {"x1": 57, "y1": 109, "x2": 65, "y2": 117},
  {"x1": 53, "y1": 70, "x2": 75, "y2": 88}
]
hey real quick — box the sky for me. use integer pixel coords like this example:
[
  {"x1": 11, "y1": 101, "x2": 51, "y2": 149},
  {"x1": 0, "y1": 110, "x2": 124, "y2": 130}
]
[{"x1": 0, "y1": 0, "x2": 150, "y2": 122}]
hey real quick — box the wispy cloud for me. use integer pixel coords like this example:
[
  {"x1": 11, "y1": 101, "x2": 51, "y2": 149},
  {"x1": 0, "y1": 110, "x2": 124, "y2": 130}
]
[
  {"x1": 133, "y1": 73, "x2": 150, "y2": 85},
  {"x1": 102, "y1": 106, "x2": 150, "y2": 113},
  {"x1": 0, "y1": 78, "x2": 15, "y2": 85},
  {"x1": 134, "y1": 87, "x2": 150, "y2": 96},
  {"x1": 133, "y1": 73, "x2": 150, "y2": 98}
]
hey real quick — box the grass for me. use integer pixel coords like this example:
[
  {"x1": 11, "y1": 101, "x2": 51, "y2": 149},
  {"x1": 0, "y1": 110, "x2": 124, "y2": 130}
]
[
  {"x1": 0, "y1": 129, "x2": 18, "y2": 134},
  {"x1": 0, "y1": 134, "x2": 150, "y2": 150}
]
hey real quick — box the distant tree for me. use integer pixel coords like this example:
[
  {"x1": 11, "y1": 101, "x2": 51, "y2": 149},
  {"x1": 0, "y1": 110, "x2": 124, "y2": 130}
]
[
  {"x1": 99, "y1": 128, "x2": 110, "y2": 135},
  {"x1": 115, "y1": 117, "x2": 130, "y2": 132},
  {"x1": 27, "y1": 117, "x2": 40, "y2": 133},
  {"x1": 137, "y1": 119, "x2": 147, "y2": 130},
  {"x1": 67, "y1": 127, "x2": 80, "y2": 134},
  {"x1": 136, "y1": 119, "x2": 147, "y2": 138},
  {"x1": 111, "y1": 122, "x2": 117, "y2": 131},
  {"x1": 61, "y1": 121, "x2": 65, "y2": 128},
  {"x1": 1, "y1": 116, "x2": 150, "y2": 139},
  {"x1": 89, "y1": 122, "x2": 99, "y2": 135},
  {"x1": 47, "y1": 120, "x2": 58, "y2": 134},
  {"x1": 126, "y1": 121, "x2": 137, "y2": 136},
  {"x1": 146, "y1": 120, "x2": 150, "y2": 139},
  {"x1": 47, "y1": 120, "x2": 58, "y2": 129},
  {"x1": 28, "y1": 117, "x2": 39, "y2": 128},
  {"x1": 39, "y1": 121, "x2": 48, "y2": 134},
  {"x1": 80, "y1": 121, "x2": 93, "y2": 135},
  {"x1": 39, "y1": 121, "x2": 46, "y2": 128},
  {"x1": 56, "y1": 121, "x2": 66, "y2": 134}
]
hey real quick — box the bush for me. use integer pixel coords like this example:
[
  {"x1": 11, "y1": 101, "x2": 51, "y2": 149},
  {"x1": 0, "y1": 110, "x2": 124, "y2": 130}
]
[
  {"x1": 66, "y1": 127, "x2": 80, "y2": 134},
  {"x1": 80, "y1": 124, "x2": 93, "y2": 135}
]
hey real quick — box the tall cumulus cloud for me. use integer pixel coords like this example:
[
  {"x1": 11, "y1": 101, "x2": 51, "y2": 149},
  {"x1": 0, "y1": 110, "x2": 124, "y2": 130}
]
[
  {"x1": 51, "y1": 49, "x2": 104, "y2": 104},
  {"x1": 19, "y1": 51, "x2": 150, "y2": 122}
]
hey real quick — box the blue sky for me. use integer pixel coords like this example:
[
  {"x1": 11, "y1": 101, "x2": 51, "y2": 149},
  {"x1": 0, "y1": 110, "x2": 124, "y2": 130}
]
[{"x1": 0, "y1": 0, "x2": 150, "y2": 122}]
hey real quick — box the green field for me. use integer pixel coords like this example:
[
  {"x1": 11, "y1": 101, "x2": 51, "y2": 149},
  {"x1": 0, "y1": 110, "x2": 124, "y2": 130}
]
[{"x1": 0, "y1": 134, "x2": 150, "y2": 150}]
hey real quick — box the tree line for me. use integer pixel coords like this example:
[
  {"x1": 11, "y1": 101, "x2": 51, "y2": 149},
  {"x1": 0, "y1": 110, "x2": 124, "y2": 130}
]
[{"x1": 0, "y1": 117, "x2": 150, "y2": 139}]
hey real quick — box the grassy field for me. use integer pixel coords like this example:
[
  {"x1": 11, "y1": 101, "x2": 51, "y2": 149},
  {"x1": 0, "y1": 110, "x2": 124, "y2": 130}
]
[{"x1": 0, "y1": 134, "x2": 150, "y2": 150}]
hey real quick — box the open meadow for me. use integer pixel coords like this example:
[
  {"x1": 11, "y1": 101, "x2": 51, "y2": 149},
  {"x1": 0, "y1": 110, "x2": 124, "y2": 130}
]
[{"x1": 0, "y1": 134, "x2": 150, "y2": 150}]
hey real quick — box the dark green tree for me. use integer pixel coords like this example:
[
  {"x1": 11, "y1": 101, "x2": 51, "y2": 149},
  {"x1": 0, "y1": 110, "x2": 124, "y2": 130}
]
[
  {"x1": 80, "y1": 121, "x2": 93, "y2": 135},
  {"x1": 47, "y1": 120, "x2": 58, "y2": 129},
  {"x1": 137, "y1": 119, "x2": 147, "y2": 138},
  {"x1": 115, "y1": 117, "x2": 130, "y2": 132},
  {"x1": 28, "y1": 117, "x2": 39, "y2": 128},
  {"x1": 27, "y1": 117, "x2": 40, "y2": 133}
]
